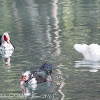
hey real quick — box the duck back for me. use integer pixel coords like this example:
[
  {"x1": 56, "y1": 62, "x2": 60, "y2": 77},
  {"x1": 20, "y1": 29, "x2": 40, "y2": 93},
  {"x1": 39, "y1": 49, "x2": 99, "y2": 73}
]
[
  {"x1": 74, "y1": 44, "x2": 100, "y2": 61},
  {"x1": 40, "y1": 63, "x2": 52, "y2": 75},
  {"x1": 32, "y1": 63, "x2": 52, "y2": 83}
]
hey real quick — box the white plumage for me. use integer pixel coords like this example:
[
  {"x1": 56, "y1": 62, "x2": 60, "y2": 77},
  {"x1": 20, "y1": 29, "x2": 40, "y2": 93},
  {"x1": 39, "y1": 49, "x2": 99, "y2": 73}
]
[{"x1": 74, "y1": 44, "x2": 100, "y2": 61}]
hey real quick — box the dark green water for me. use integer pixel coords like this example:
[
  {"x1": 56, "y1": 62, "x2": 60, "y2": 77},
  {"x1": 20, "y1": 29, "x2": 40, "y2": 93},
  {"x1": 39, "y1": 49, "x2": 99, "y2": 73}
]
[{"x1": 0, "y1": 0, "x2": 100, "y2": 100}]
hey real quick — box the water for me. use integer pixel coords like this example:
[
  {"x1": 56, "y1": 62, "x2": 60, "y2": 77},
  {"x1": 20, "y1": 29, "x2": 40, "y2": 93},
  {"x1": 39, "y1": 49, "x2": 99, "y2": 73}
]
[{"x1": 0, "y1": 0, "x2": 100, "y2": 100}]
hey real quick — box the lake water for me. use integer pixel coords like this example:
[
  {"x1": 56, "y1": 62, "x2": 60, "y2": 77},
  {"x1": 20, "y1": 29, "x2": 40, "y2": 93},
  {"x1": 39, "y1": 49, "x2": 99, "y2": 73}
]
[{"x1": 0, "y1": 0, "x2": 100, "y2": 100}]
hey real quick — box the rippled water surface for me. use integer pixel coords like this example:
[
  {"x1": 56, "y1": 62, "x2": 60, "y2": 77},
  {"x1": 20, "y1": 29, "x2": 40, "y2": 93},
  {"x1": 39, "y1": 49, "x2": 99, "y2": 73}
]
[{"x1": 0, "y1": 0, "x2": 100, "y2": 100}]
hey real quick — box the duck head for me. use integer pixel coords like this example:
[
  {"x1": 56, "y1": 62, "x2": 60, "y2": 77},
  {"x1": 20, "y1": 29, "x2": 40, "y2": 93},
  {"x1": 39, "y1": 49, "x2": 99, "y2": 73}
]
[
  {"x1": 20, "y1": 71, "x2": 32, "y2": 85},
  {"x1": 2, "y1": 32, "x2": 10, "y2": 44}
]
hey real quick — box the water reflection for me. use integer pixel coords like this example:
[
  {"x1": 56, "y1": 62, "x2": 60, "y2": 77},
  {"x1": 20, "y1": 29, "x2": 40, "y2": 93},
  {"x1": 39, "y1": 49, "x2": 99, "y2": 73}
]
[
  {"x1": 11, "y1": 1, "x2": 23, "y2": 33},
  {"x1": 0, "y1": 50, "x2": 14, "y2": 66},
  {"x1": 20, "y1": 84, "x2": 37, "y2": 97},
  {"x1": 56, "y1": 64, "x2": 65, "y2": 100},
  {"x1": 52, "y1": 0, "x2": 61, "y2": 56},
  {"x1": 49, "y1": 0, "x2": 65, "y2": 99},
  {"x1": 75, "y1": 60, "x2": 100, "y2": 72},
  {"x1": 34, "y1": 0, "x2": 61, "y2": 57},
  {"x1": 0, "y1": 50, "x2": 13, "y2": 66},
  {"x1": 20, "y1": 82, "x2": 53, "y2": 98}
]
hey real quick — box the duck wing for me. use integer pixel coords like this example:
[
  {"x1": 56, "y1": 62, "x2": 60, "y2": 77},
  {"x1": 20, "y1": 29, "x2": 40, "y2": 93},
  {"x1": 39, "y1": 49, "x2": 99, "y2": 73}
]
[{"x1": 10, "y1": 40, "x2": 15, "y2": 49}]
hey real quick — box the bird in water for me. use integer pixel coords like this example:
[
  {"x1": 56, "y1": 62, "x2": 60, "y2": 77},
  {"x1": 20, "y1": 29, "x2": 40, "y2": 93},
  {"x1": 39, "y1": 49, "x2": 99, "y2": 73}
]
[
  {"x1": 20, "y1": 63, "x2": 52, "y2": 85},
  {"x1": 74, "y1": 43, "x2": 100, "y2": 61},
  {"x1": 0, "y1": 32, "x2": 15, "y2": 50},
  {"x1": 0, "y1": 32, "x2": 15, "y2": 66}
]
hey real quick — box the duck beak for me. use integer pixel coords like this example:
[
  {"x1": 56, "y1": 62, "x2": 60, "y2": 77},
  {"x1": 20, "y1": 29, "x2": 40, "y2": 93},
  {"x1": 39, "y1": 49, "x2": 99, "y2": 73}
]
[
  {"x1": 20, "y1": 76, "x2": 26, "y2": 85},
  {"x1": 20, "y1": 81, "x2": 24, "y2": 85}
]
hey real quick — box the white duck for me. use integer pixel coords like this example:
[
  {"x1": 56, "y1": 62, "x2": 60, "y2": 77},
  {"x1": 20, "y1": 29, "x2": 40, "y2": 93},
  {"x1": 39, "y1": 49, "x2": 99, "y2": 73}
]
[
  {"x1": 0, "y1": 32, "x2": 14, "y2": 50},
  {"x1": 74, "y1": 44, "x2": 100, "y2": 61}
]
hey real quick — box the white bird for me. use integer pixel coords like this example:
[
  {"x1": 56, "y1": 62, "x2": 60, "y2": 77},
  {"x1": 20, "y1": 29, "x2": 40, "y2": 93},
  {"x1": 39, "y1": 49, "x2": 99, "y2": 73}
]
[
  {"x1": 74, "y1": 44, "x2": 100, "y2": 61},
  {"x1": 0, "y1": 32, "x2": 15, "y2": 50}
]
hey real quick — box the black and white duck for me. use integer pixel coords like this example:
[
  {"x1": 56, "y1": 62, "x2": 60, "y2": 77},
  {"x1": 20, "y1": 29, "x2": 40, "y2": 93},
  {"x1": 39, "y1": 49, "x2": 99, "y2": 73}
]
[{"x1": 20, "y1": 63, "x2": 52, "y2": 85}]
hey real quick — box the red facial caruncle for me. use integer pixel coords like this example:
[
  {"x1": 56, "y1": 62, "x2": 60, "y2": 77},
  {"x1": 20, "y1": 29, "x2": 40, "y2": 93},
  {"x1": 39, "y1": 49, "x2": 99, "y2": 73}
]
[
  {"x1": 21, "y1": 76, "x2": 26, "y2": 81},
  {"x1": 20, "y1": 76, "x2": 26, "y2": 85},
  {"x1": 4, "y1": 35, "x2": 10, "y2": 43}
]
